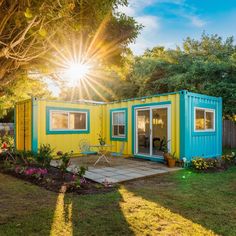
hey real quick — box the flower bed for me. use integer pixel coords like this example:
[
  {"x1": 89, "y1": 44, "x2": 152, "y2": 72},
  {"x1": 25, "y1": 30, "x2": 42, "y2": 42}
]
[
  {"x1": 191, "y1": 152, "x2": 236, "y2": 172},
  {"x1": 0, "y1": 163, "x2": 114, "y2": 194},
  {"x1": 0, "y1": 143, "x2": 115, "y2": 195}
]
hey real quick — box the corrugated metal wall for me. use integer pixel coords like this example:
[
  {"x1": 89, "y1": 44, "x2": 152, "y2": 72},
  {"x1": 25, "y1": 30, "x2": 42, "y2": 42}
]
[
  {"x1": 37, "y1": 100, "x2": 103, "y2": 154},
  {"x1": 15, "y1": 91, "x2": 222, "y2": 160},
  {"x1": 15, "y1": 99, "x2": 32, "y2": 151},
  {"x1": 180, "y1": 91, "x2": 222, "y2": 160},
  {"x1": 103, "y1": 93, "x2": 180, "y2": 157},
  {"x1": 15, "y1": 93, "x2": 181, "y2": 157}
]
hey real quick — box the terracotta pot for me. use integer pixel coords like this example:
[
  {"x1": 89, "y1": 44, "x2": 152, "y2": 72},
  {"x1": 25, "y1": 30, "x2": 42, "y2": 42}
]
[{"x1": 167, "y1": 158, "x2": 176, "y2": 168}]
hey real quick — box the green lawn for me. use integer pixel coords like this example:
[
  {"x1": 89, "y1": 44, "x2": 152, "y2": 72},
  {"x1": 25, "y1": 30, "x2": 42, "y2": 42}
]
[{"x1": 0, "y1": 167, "x2": 236, "y2": 236}]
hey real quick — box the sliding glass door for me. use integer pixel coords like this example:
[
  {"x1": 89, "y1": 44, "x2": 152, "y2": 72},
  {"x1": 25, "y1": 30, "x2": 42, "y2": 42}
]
[
  {"x1": 152, "y1": 108, "x2": 168, "y2": 156},
  {"x1": 137, "y1": 109, "x2": 150, "y2": 155},
  {"x1": 135, "y1": 105, "x2": 170, "y2": 158}
]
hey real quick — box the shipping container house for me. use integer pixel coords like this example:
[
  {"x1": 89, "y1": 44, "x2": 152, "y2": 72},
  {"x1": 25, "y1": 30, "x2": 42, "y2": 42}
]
[{"x1": 15, "y1": 90, "x2": 222, "y2": 161}]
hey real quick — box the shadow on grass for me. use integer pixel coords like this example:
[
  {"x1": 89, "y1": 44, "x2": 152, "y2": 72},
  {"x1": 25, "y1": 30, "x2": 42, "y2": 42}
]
[
  {"x1": 122, "y1": 167, "x2": 236, "y2": 236},
  {"x1": 2, "y1": 167, "x2": 236, "y2": 235},
  {"x1": 0, "y1": 173, "x2": 134, "y2": 236}
]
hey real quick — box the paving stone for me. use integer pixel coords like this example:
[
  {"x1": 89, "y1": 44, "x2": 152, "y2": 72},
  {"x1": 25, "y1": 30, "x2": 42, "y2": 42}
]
[
  {"x1": 124, "y1": 172, "x2": 145, "y2": 178},
  {"x1": 84, "y1": 172, "x2": 104, "y2": 179},
  {"x1": 110, "y1": 169, "x2": 132, "y2": 174},
  {"x1": 96, "y1": 171, "x2": 119, "y2": 177},
  {"x1": 89, "y1": 168, "x2": 111, "y2": 173},
  {"x1": 99, "y1": 167, "x2": 117, "y2": 172},
  {"x1": 110, "y1": 175, "x2": 131, "y2": 181}
]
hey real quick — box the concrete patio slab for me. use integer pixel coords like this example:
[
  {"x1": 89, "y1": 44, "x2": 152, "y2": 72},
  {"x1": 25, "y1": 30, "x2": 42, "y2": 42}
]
[{"x1": 54, "y1": 155, "x2": 182, "y2": 184}]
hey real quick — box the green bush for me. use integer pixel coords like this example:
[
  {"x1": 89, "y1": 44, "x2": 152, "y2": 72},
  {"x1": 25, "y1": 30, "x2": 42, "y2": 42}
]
[
  {"x1": 58, "y1": 151, "x2": 72, "y2": 174},
  {"x1": 0, "y1": 134, "x2": 14, "y2": 151},
  {"x1": 36, "y1": 144, "x2": 54, "y2": 167}
]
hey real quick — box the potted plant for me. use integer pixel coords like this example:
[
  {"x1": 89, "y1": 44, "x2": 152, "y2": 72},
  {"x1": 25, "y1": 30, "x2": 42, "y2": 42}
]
[
  {"x1": 98, "y1": 132, "x2": 106, "y2": 146},
  {"x1": 160, "y1": 137, "x2": 170, "y2": 161},
  {"x1": 167, "y1": 152, "x2": 177, "y2": 168}
]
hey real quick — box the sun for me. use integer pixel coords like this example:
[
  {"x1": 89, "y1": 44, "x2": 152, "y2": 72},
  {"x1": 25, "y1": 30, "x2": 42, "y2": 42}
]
[{"x1": 65, "y1": 62, "x2": 91, "y2": 86}]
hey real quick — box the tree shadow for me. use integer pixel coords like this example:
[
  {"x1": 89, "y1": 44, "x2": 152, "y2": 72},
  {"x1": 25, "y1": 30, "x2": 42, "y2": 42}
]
[
  {"x1": 122, "y1": 169, "x2": 236, "y2": 236},
  {"x1": 67, "y1": 190, "x2": 134, "y2": 236},
  {"x1": 0, "y1": 173, "x2": 134, "y2": 236}
]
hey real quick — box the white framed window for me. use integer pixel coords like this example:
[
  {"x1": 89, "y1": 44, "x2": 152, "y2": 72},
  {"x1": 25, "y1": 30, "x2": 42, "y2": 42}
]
[
  {"x1": 112, "y1": 111, "x2": 126, "y2": 138},
  {"x1": 194, "y1": 107, "x2": 215, "y2": 132},
  {"x1": 50, "y1": 110, "x2": 87, "y2": 131}
]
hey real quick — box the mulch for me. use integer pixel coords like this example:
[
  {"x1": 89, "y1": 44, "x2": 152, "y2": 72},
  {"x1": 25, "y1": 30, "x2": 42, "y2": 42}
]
[{"x1": 0, "y1": 163, "x2": 116, "y2": 195}]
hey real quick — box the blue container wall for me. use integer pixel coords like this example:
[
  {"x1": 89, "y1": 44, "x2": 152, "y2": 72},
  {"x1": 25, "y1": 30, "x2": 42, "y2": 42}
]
[{"x1": 180, "y1": 91, "x2": 222, "y2": 160}]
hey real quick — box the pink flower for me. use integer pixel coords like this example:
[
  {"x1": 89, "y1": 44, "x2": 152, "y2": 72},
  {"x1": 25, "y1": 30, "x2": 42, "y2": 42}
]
[
  {"x1": 15, "y1": 166, "x2": 20, "y2": 173},
  {"x1": 24, "y1": 167, "x2": 48, "y2": 176}
]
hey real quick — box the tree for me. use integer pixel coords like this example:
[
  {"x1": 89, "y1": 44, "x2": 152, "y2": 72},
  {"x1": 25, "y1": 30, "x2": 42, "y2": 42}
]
[
  {"x1": 121, "y1": 33, "x2": 236, "y2": 118},
  {"x1": 0, "y1": 0, "x2": 141, "y2": 96}
]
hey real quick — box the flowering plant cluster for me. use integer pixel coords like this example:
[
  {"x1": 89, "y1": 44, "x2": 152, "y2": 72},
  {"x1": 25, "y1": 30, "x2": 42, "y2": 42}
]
[
  {"x1": 15, "y1": 166, "x2": 48, "y2": 178},
  {"x1": 192, "y1": 157, "x2": 219, "y2": 170},
  {"x1": 222, "y1": 152, "x2": 236, "y2": 163}
]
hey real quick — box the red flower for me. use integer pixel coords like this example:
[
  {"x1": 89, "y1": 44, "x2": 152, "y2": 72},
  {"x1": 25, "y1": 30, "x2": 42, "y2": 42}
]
[{"x1": 2, "y1": 142, "x2": 8, "y2": 149}]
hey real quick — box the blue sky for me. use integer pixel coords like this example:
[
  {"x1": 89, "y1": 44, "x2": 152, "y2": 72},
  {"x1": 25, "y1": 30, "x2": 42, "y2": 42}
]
[{"x1": 118, "y1": 0, "x2": 236, "y2": 55}]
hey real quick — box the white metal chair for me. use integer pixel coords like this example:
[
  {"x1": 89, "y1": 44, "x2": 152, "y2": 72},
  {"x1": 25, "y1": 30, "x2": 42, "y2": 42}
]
[{"x1": 79, "y1": 140, "x2": 97, "y2": 156}]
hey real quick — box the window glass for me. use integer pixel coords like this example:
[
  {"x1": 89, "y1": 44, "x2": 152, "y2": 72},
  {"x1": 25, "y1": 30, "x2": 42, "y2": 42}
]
[
  {"x1": 206, "y1": 111, "x2": 214, "y2": 130},
  {"x1": 119, "y1": 125, "x2": 125, "y2": 135},
  {"x1": 51, "y1": 112, "x2": 68, "y2": 129},
  {"x1": 113, "y1": 113, "x2": 119, "y2": 125},
  {"x1": 195, "y1": 108, "x2": 215, "y2": 131},
  {"x1": 195, "y1": 109, "x2": 205, "y2": 130},
  {"x1": 69, "y1": 112, "x2": 86, "y2": 130},
  {"x1": 118, "y1": 112, "x2": 125, "y2": 124},
  {"x1": 112, "y1": 110, "x2": 126, "y2": 138},
  {"x1": 113, "y1": 125, "x2": 118, "y2": 136},
  {"x1": 50, "y1": 110, "x2": 87, "y2": 131}
]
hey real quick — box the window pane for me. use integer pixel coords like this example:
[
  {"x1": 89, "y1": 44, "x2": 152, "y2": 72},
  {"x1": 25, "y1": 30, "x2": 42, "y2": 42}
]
[
  {"x1": 206, "y1": 111, "x2": 214, "y2": 130},
  {"x1": 118, "y1": 112, "x2": 125, "y2": 125},
  {"x1": 69, "y1": 112, "x2": 86, "y2": 130},
  {"x1": 113, "y1": 113, "x2": 119, "y2": 125},
  {"x1": 113, "y1": 125, "x2": 118, "y2": 136},
  {"x1": 119, "y1": 125, "x2": 125, "y2": 135},
  {"x1": 195, "y1": 109, "x2": 205, "y2": 130},
  {"x1": 51, "y1": 112, "x2": 68, "y2": 129}
]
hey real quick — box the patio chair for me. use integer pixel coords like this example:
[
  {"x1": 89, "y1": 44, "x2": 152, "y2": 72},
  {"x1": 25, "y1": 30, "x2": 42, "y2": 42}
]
[
  {"x1": 79, "y1": 140, "x2": 97, "y2": 156},
  {"x1": 111, "y1": 142, "x2": 125, "y2": 157}
]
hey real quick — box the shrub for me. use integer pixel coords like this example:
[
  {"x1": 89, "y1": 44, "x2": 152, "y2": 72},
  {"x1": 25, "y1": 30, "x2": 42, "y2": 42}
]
[
  {"x1": 77, "y1": 166, "x2": 87, "y2": 178},
  {"x1": 0, "y1": 134, "x2": 14, "y2": 151},
  {"x1": 222, "y1": 152, "x2": 236, "y2": 164},
  {"x1": 192, "y1": 157, "x2": 219, "y2": 171},
  {"x1": 36, "y1": 144, "x2": 54, "y2": 167},
  {"x1": 75, "y1": 166, "x2": 88, "y2": 188},
  {"x1": 58, "y1": 151, "x2": 72, "y2": 174},
  {"x1": 14, "y1": 150, "x2": 37, "y2": 165}
]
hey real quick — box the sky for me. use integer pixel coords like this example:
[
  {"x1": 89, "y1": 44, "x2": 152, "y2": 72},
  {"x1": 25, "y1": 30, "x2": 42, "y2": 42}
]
[{"x1": 118, "y1": 0, "x2": 236, "y2": 55}]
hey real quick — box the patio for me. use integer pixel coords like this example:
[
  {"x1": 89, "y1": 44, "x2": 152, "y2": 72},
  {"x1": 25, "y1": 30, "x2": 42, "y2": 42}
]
[{"x1": 52, "y1": 155, "x2": 181, "y2": 184}]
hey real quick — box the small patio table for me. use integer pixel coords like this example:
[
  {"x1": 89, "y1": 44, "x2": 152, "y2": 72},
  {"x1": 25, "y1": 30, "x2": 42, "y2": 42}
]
[{"x1": 90, "y1": 144, "x2": 113, "y2": 166}]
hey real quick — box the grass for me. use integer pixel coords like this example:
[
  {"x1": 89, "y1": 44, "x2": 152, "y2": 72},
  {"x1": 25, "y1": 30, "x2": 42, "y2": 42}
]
[{"x1": 0, "y1": 167, "x2": 236, "y2": 235}]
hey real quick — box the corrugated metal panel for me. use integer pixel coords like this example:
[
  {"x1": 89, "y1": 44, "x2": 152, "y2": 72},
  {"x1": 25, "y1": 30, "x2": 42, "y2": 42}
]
[
  {"x1": 15, "y1": 99, "x2": 32, "y2": 151},
  {"x1": 34, "y1": 92, "x2": 180, "y2": 158},
  {"x1": 180, "y1": 91, "x2": 222, "y2": 160},
  {"x1": 37, "y1": 100, "x2": 103, "y2": 154},
  {"x1": 103, "y1": 93, "x2": 180, "y2": 158}
]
